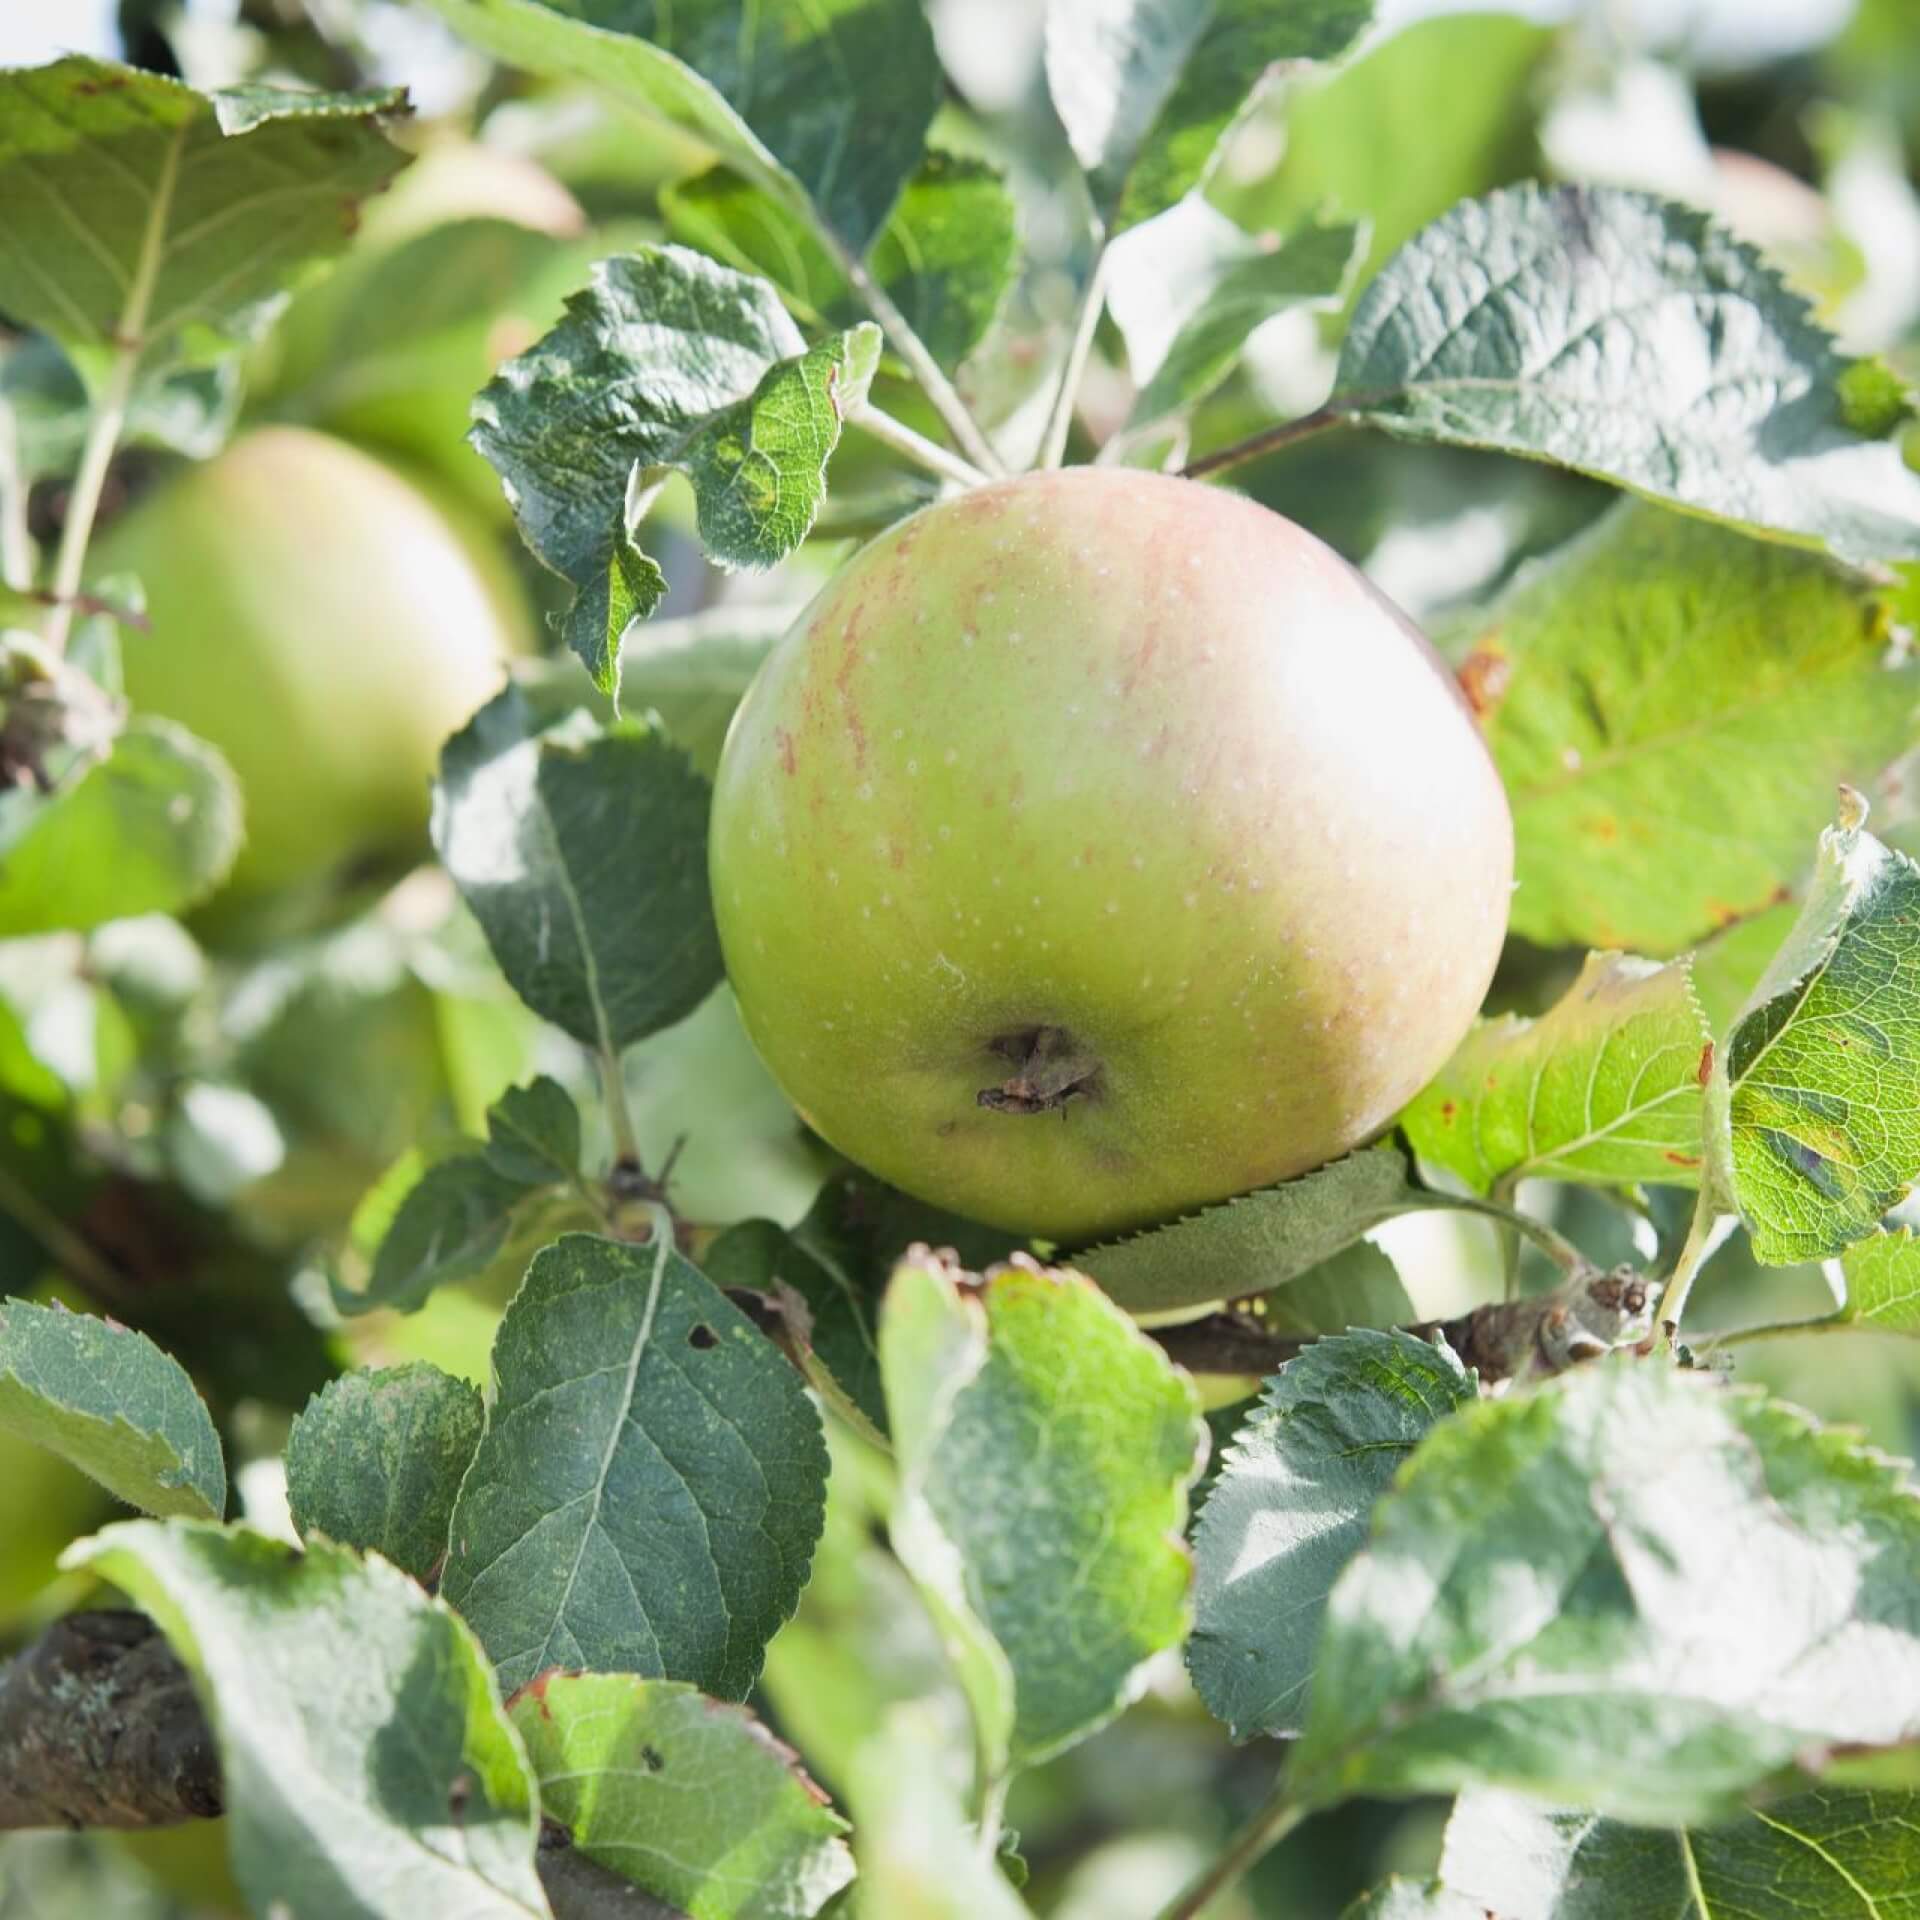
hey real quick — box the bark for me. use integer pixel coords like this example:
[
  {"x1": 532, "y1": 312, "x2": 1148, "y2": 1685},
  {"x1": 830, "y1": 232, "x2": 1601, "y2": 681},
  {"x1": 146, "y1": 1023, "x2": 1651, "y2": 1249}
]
[{"x1": 0, "y1": 1609, "x2": 683, "y2": 1918}]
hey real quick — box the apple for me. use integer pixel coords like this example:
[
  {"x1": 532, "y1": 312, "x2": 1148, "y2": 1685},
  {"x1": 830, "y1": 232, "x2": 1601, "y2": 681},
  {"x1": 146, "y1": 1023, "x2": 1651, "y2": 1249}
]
[
  {"x1": 99, "y1": 427, "x2": 530, "y2": 912},
  {"x1": 709, "y1": 468, "x2": 1513, "y2": 1245}
]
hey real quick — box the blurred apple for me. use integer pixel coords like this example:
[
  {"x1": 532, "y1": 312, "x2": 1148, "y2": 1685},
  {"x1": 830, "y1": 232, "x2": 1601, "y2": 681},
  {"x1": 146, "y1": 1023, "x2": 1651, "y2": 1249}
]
[{"x1": 98, "y1": 428, "x2": 530, "y2": 919}]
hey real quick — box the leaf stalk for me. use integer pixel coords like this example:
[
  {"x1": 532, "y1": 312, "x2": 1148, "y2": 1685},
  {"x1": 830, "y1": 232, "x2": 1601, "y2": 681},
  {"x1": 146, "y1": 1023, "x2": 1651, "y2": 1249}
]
[
  {"x1": 1037, "y1": 247, "x2": 1110, "y2": 469},
  {"x1": 851, "y1": 404, "x2": 989, "y2": 490},
  {"x1": 1153, "y1": 1773, "x2": 1308, "y2": 1920}
]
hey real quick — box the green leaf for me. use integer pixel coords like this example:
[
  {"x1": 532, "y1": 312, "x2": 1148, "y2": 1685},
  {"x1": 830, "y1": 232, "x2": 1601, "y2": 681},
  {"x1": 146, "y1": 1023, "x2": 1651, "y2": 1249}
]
[
  {"x1": 1401, "y1": 953, "x2": 1712, "y2": 1194},
  {"x1": 1334, "y1": 185, "x2": 1920, "y2": 564},
  {"x1": 1075, "y1": 1145, "x2": 1431, "y2": 1314},
  {"x1": 846, "y1": 1708, "x2": 1034, "y2": 1920},
  {"x1": 67, "y1": 1521, "x2": 547, "y2": 1920},
  {"x1": 285, "y1": 1364, "x2": 483, "y2": 1582},
  {"x1": 0, "y1": 1297, "x2": 225, "y2": 1519},
  {"x1": 665, "y1": 150, "x2": 1020, "y2": 374},
  {"x1": 0, "y1": 58, "x2": 405, "y2": 381},
  {"x1": 1257, "y1": 1240, "x2": 1417, "y2": 1335},
  {"x1": 1044, "y1": 0, "x2": 1373, "y2": 235},
  {"x1": 1458, "y1": 502, "x2": 1920, "y2": 952},
  {"x1": 472, "y1": 248, "x2": 877, "y2": 693},
  {"x1": 1212, "y1": 10, "x2": 1549, "y2": 327},
  {"x1": 510, "y1": 1672, "x2": 854, "y2": 1918},
  {"x1": 442, "y1": 1232, "x2": 828, "y2": 1700},
  {"x1": 612, "y1": 604, "x2": 789, "y2": 778},
  {"x1": 0, "y1": 719, "x2": 242, "y2": 936},
  {"x1": 1837, "y1": 1228, "x2": 1920, "y2": 1334},
  {"x1": 335, "y1": 1154, "x2": 530, "y2": 1317},
  {"x1": 1107, "y1": 203, "x2": 1363, "y2": 427},
  {"x1": 1440, "y1": 1783, "x2": 1920, "y2": 1918},
  {"x1": 704, "y1": 1168, "x2": 1025, "y2": 1441},
  {"x1": 880, "y1": 1250, "x2": 1202, "y2": 1777},
  {"x1": 1706, "y1": 813, "x2": 1920, "y2": 1264},
  {"x1": 484, "y1": 1076, "x2": 581, "y2": 1187},
  {"x1": 1292, "y1": 1360, "x2": 1920, "y2": 1825},
  {"x1": 1188, "y1": 1330, "x2": 1473, "y2": 1740},
  {"x1": 433, "y1": 688, "x2": 722, "y2": 1053},
  {"x1": 425, "y1": 0, "x2": 940, "y2": 252}
]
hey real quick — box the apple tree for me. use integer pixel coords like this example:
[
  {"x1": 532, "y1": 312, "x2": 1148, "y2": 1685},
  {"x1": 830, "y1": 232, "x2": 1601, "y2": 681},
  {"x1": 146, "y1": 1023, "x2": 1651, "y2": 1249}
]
[{"x1": 5, "y1": 2, "x2": 1920, "y2": 1916}]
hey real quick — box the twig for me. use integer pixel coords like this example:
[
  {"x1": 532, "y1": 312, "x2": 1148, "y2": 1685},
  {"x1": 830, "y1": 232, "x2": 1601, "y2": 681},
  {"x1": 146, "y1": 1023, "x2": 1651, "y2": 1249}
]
[
  {"x1": 44, "y1": 125, "x2": 182, "y2": 655},
  {"x1": 850, "y1": 405, "x2": 988, "y2": 490},
  {"x1": 1037, "y1": 248, "x2": 1110, "y2": 469},
  {"x1": 1180, "y1": 404, "x2": 1347, "y2": 481},
  {"x1": 818, "y1": 234, "x2": 1006, "y2": 478},
  {"x1": 1153, "y1": 1772, "x2": 1308, "y2": 1920},
  {"x1": 0, "y1": 1611, "x2": 685, "y2": 1917},
  {"x1": 1149, "y1": 1265, "x2": 1660, "y2": 1386}
]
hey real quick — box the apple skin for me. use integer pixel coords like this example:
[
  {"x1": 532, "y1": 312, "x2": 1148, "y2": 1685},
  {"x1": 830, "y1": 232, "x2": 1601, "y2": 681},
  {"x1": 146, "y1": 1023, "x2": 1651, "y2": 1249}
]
[
  {"x1": 100, "y1": 428, "x2": 530, "y2": 908},
  {"x1": 710, "y1": 468, "x2": 1513, "y2": 1245}
]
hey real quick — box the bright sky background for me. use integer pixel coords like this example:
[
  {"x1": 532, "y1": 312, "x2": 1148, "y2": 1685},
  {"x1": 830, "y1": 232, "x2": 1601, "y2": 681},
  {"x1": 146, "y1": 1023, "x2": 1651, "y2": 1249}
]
[{"x1": 0, "y1": 0, "x2": 1869, "y2": 76}]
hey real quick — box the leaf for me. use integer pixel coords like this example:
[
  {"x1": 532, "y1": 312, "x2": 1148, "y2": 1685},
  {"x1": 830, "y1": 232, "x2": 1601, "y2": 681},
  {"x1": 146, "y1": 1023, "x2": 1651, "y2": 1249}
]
[
  {"x1": 1188, "y1": 1330, "x2": 1474, "y2": 1741},
  {"x1": 1457, "y1": 501, "x2": 1920, "y2": 952},
  {"x1": 510, "y1": 1672, "x2": 854, "y2": 1918},
  {"x1": 703, "y1": 1168, "x2": 1026, "y2": 1441},
  {"x1": 880, "y1": 1250, "x2": 1202, "y2": 1777},
  {"x1": 1043, "y1": 0, "x2": 1373, "y2": 235},
  {"x1": 844, "y1": 1708, "x2": 1035, "y2": 1920},
  {"x1": 3, "y1": 331, "x2": 237, "y2": 480},
  {"x1": 285, "y1": 1365, "x2": 484, "y2": 1582},
  {"x1": 1212, "y1": 10, "x2": 1551, "y2": 320},
  {"x1": 473, "y1": 248, "x2": 878, "y2": 692},
  {"x1": 1291, "y1": 1360, "x2": 1920, "y2": 1825},
  {"x1": 1838, "y1": 1229, "x2": 1920, "y2": 1334},
  {"x1": 0, "y1": 58, "x2": 405, "y2": 381},
  {"x1": 1074, "y1": 1145, "x2": 1431, "y2": 1314},
  {"x1": 0, "y1": 719, "x2": 242, "y2": 936},
  {"x1": 484, "y1": 1077, "x2": 582, "y2": 1187},
  {"x1": 67, "y1": 1521, "x2": 547, "y2": 1920},
  {"x1": 1257, "y1": 1240, "x2": 1418, "y2": 1336},
  {"x1": 335, "y1": 1154, "x2": 530, "y2": 1318},
  {"x1": 442, "y1": 1232, "x2": 828, "y2": 1701},
  {"x1": 433, "y1": 688, "x2": 722, "y2": 1054},
  {"x1": 665, "y1": 150, "x2": 1020, "y2": 374},
  {"x1": 1401, "y1": 953, "x2": 1712, "y2": 1194},
  {"x1": 1706, "y1": 813, "x2": 1920, "y2": 1264},
  {"x1": 1333, "y1": 184, "x2": 1920, "y2": 564},
  {"x1": 1440, "y1": 1783, "x2": 1920, "y2": 1918},
  {"x1": 1106, "y1": 202, "x2": 1363, "y2": 427},
  {"x1": 0, "y1": 1297, "x2": 225, "y2": 1518},
  {"x1": 425, "y1": 0, "x2": 940, "y2": 253}
]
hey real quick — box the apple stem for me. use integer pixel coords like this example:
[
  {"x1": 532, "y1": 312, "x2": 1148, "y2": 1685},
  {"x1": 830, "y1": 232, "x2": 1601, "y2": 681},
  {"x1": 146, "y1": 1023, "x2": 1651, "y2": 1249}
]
[
  {"x1": 1037, "y1": 247, "x2": 1111, "y2": 470},
  {"x1": 850, "y1": 404, "x2": 990, "y2": 491}
]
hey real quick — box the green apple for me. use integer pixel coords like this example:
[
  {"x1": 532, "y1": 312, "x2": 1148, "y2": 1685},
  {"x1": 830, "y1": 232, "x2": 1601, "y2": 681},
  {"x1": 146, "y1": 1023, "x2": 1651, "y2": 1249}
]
[
  {"x1": 710, "y1": 468, "x2": 1513, "y2": 1245},
  {"x1": 99, "y1": 428, "x2": 530, "y2": 911}
]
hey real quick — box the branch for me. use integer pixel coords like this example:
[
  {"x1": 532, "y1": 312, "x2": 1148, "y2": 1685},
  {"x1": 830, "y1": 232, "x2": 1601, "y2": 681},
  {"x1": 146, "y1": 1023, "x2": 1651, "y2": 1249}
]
[
  {"x1": 0, "y1": 1611, "x2": 218, "y2": 1829},
  {"x1": 0, "y1": 1611, "x2": 685, "y2": 1919},
  {"x1": 1149, "y1": 1266, "x2": 1660, "y2": 1385}
]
